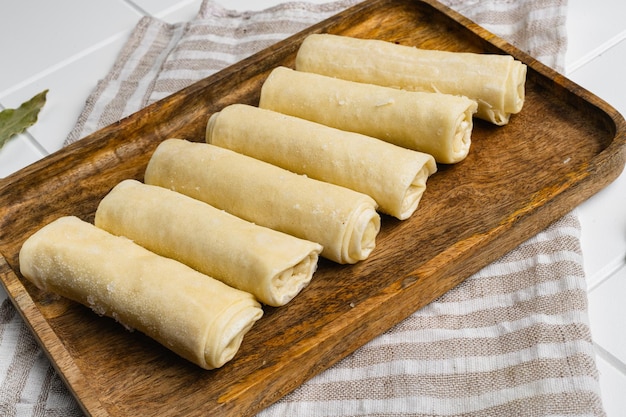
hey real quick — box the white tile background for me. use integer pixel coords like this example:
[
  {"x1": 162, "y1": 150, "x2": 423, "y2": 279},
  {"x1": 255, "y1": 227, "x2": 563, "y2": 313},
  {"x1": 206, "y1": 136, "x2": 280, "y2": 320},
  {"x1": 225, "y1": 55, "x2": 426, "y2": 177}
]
[
  {"x1": 1, "y1": 0, "x2": 625, "y2": 415},
  {"x1": 564, "y1": 1, "x2": 626, "y2": 413}
]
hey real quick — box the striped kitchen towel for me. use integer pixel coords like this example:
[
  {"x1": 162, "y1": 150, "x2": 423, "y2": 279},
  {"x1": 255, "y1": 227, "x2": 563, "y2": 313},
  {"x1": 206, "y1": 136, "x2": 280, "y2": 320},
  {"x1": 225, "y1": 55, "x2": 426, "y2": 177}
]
[
  {"x1": 65, "y1": 0, "x2": 569, "y2": 144},
  {"x1": 1, "y1": 0, "x2": 605, "y2": 416}
]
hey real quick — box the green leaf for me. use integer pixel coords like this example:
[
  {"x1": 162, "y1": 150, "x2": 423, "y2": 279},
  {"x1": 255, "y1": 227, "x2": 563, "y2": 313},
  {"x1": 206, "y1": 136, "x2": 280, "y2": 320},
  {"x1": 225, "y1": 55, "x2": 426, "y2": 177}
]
[{"x1": 0, "y1": 89, "x2": 48, "y2": 150}]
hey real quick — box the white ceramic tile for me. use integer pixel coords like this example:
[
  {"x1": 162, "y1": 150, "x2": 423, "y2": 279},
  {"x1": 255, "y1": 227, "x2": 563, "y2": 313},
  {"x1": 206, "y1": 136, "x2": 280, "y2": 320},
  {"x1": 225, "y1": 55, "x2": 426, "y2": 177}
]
[
  {"x1": 565, "y1": 0, "x2": 626, "y2": 71},
  {"x1": 158, "y1": 0, "x2": 204, "y2": 23},
  {"x1": 588, "y1": 264, "x2": 626, "y2": 365},
  {"x1": 128, "y1": 0, "x2": 202, "y2": 21},
  {"x1": 1, "y1": 36, "x2": 130, "y2": 154},
  {"x1": 567, "y1": 38, "x2": 626, "y2": 117},
  {"x1": 0, "y1": 0, "x2": 140, "y2": 96},
  {"x1": 126, "y1": 0, "x2": 188, "y2": 14},
  {"x1": 595, "y1": 351, "x2": 626, "y2": 417},
  {"x1": 578, "y1": 169, "x2": 626, "y2": 285},
  {"x1": 0, "y1": 134, "x2": 45, "y2": 179},
  {"x1": 570, "y1": 38, "x2": 626, "y2": 284}
]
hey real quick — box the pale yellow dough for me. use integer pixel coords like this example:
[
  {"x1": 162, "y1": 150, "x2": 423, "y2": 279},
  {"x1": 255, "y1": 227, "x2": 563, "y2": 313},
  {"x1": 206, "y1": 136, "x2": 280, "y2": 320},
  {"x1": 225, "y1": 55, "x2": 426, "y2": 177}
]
[
  {"x1": 206, "y1": 104, "x2": 437, "y2": 220},
  {"x1": 144, "y1": 139, "x2": 380, "y2": 264},
  {"x1": 295, "y1": 34, "x2": 526, "y2": 125},
  {"x1": 259, "y1": 66, "x2": 477, "y2": 164},
  {"x1": 19, "y1": 216, "x2": 263, "y2": 370},
  {"x1": 95, "y1": 179, "x2": 322, "y2": 307}
]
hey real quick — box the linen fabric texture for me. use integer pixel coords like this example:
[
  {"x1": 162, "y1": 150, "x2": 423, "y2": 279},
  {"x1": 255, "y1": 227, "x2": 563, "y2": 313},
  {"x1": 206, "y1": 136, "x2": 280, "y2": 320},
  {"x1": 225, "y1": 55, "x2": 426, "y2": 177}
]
[{"x1": 2, "y1": 0, "x2": 605, "y2": 416}]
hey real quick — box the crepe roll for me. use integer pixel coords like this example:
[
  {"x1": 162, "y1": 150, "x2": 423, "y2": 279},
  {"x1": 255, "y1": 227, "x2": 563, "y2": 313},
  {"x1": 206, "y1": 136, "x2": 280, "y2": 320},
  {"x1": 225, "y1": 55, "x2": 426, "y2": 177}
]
[
  {"x1": 19, "y1": 216, "x2": 263, "y2": 370},
  {"x1": 144, "y1": 139, "x2": 380, "y2": 264},
  {"x1": 295, "y1": 34, "x2": 526, "y2": 125},
  {"x1": 206, "y1": 104, "x2": 437, "y2": 220},
  {"x1": 259, "y1": 66, "x2": 477, "y2": 164},
  {"x1": 95, "y1": 179, "x2": 322, "y2": 307}
]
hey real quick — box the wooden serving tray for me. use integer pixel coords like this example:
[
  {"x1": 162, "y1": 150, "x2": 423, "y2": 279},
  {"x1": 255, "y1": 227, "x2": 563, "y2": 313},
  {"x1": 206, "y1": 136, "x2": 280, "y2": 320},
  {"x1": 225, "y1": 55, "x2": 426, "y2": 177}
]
[{"x1": 1, "y1": 0, "x2": 625, "y2": 415}]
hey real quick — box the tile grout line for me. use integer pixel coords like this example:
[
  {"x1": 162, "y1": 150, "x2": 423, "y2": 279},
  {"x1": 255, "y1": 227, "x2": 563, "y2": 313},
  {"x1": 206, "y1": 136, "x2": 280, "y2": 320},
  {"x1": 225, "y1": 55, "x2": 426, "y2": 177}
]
[
  {"x1": 121, "y1": 0, "x2": 200, "y2": 20},
  {"x1": 150, "y1": 0, "x2": 202, "y2": 19},
  {"x1": 566, "y1": 31, "x2": 626, "y2": 76},
  {"x1": 595, "y1": 343, "x2": 626, "y2": 378},
  {"x1": 0, "y1": 29, "x2": 137, "y2": 102},
  {"x1": 24, "y1": 133, "x2": 50, "y2": 157},
  {"x1": 587, "y1": 259, "x2": 626, "y2": 293},
  {"x1": 120, "y1": 0, "x2": 151, "y2": 17}
]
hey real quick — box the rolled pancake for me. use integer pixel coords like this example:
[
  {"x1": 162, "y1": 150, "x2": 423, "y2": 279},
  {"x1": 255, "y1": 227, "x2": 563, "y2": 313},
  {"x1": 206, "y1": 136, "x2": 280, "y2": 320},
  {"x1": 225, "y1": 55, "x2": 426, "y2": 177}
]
[
  {"x1": 295, "y1": 34, "x2": 526, "y2": 125},
  {"x1": 206, "y1": 104, "x2": 437, "y2": 220},
  {"x1": 18, "y1": 216, "x2": 263, "y2": 370},
  {"x1": 95, "y1": 179, "x2": 322, "y2": 307},
  {"x1": 144, "y1": 139, "x2": 380, "y2": 264},
  {"x1": 259, "y1": 66, "x2": 477, "y2": 164}
]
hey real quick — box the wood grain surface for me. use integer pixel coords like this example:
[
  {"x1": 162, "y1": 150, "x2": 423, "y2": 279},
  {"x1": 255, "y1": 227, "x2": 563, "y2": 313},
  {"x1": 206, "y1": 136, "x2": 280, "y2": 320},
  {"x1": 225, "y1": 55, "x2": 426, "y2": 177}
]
[{"x1": 1, "y1": 0, "x2": 625, "y2": 416}]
